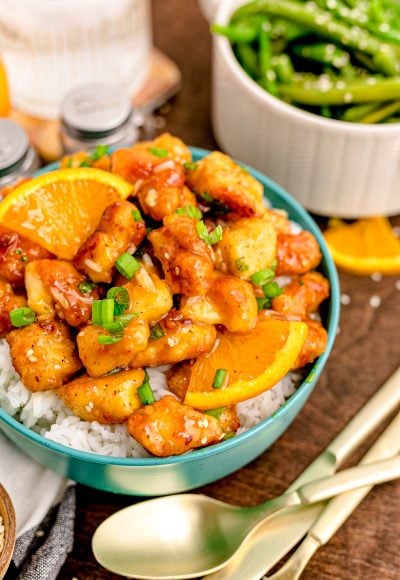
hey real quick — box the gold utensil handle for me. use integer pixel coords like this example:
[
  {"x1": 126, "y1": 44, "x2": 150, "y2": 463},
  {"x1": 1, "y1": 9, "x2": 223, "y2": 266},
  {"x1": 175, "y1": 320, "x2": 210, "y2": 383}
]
[
  {"x1": 310, "y1": 409, "x2": 400, "y2": 545},
  {"x1": 297, "y1": 455, "x2": 400, "y2": 505},
  {"x1": 327, "y1": 367, "x2": 400, "y2": 465}
]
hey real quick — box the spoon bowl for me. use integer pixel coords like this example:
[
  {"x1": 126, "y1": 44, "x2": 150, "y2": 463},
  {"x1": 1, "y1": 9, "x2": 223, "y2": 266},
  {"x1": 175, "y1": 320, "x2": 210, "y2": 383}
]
[{"x1": 92, "y1": 455, "x2": 400, "y2": 579}]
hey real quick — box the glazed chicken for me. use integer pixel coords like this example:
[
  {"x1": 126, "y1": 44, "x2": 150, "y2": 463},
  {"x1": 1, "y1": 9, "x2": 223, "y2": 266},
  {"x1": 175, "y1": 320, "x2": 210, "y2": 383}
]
[
  {"x1": 25, "y1": 259, "x2": 98, "y2": 326},
  {"x1": 58, "y1": 369, "x2": 145, "y2": 423},
  {"x1": 7, "y1": 321, "x2": 82, "y2": 391},
  {"x1": 0, "y1": 226, "x2": 54, "y2": 288},
  {"x1": 127, "y1": 395, "x2": 223, "y2": 456},
  {"x1": 186, "y1": 151, "x2": 266, "y2": 217},
  {"x1": 149, "y1": 214, "x2": 214, "y2": 296},
  {"x1": 74, "y1": 200, "x2": 146, "y2": 283},
  {"x1": 1, "y1": 133, "x2": 331, "y2": 458}
]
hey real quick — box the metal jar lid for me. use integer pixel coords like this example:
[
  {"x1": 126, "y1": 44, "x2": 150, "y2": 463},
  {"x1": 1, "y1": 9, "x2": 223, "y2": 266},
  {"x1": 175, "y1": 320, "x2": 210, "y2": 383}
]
[
  {"x1": 61, "y1": 83, "x2": 133, "y2": 139},
  {"x1": 0, "y1": 119, "x2": 30, "y2": 176}
]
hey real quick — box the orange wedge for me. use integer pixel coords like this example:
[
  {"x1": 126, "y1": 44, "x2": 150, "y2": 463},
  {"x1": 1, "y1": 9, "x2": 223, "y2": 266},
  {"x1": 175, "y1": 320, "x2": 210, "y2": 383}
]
[
  {"x1": 324, "y1": 217, "x2": 400, "y2": 276},
  {"x1": 184, "y1": 318, "x2": 308, "y2": 410},
  {"x1": 0, "y1": 168, "x2": 133, "y2": 260}
]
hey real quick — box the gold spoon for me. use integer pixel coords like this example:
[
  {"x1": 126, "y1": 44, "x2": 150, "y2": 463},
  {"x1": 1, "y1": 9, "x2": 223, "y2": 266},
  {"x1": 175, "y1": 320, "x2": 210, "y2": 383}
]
[{"x1": 92, "y1": 455, "x2": 400, "y2": 579}]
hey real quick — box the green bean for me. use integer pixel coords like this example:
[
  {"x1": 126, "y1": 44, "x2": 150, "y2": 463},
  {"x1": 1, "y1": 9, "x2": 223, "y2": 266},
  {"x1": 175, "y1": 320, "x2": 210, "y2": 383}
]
[
  {"x1": 211, "y1": 18, "x2": 262, "y2": 44},
  {"x1": 293, "y1": 43, "x2": 350, "y2": 70},
  {"x1": 321, "y1": 105, "x2": 332, "y2": 117},
  {"x1": 278, "y1": 76, "x2": 400, "y2": 105},
  {"x1": 271, "y1": 54, "x2": 294, "y2": 82},
  {"x1": 258, "y1": 18, "x2": 278, "y2": 94},
  {"x1": 236, "y1": 43, "x2": 259, "y2": 78},
  {"x1": 358, "y1": 100, "x2": 400, "y2": 123},
  {"x1": 232, "y1": 0, "x2": 399, "y2": 75},
  {"x1": 341, "y1": 101, "x2": 382, "y2": 121}
]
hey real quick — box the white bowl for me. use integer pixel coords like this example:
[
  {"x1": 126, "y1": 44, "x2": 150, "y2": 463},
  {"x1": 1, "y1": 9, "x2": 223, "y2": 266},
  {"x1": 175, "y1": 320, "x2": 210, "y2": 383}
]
[{"x1": 211, "y1": 0, "x2": 400, "y2": 218}]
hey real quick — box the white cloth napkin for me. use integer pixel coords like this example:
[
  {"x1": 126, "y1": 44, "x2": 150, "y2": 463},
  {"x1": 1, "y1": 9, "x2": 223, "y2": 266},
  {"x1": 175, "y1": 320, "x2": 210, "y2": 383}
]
[{"x1": 0, "y1": 431, "x2": 75, "y2": 579}]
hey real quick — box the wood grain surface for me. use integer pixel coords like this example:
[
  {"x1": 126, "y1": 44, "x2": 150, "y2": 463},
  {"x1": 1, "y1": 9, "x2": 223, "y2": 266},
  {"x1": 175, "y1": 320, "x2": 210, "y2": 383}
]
[{"x1": 59, "y1": 1, "x2": 400, "y2": 578}]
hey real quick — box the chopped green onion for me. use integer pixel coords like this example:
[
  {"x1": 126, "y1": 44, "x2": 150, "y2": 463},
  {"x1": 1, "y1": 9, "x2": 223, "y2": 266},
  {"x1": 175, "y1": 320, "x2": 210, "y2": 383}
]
[
  {"x1": 149, "y1": 323, "x2": 165, "y2": 340},
  {"x1": 176, "y1": 205, "x2": 202, "y2": 220},
  {"x1": 15, "y1": 249, "x2": 22, "y2": 255},
  {"x1": 212, "y1": 368, "x2": 227, "y2": 389},
  {"x1": 66, "y1": 158, "x2": 73, "y2": 168},
  {"x1": 222, "y1": 432, "x2": 236, "y2": 441},
  {"x1": 89, "y1": 144, "x2": 110, "y2": 161},
  {"x1": 102, "y1": 320, "x2": 124, "y2": 334},
  {"x1": 131, "y1": 209, "x2": 143, "y2": 222},
  {"x1": 115, "y1": 313, "x2": 138, "y2": 327},
  {"x1": 256, "y1": 297, "x2": 270, "y2": 310},
  {"x1": 196, "y1": 221, "x2": 223, "y2": 245},
  {"x1": 79, "y1": 160, "x2": 91, "y2": 167},
  {"x1": 21, "y1": 256, "x2": 27, "y2": 262},
  {"x1": 10, "y1": 307, "x2": 36, "y2": 328},
  {"x1": 199, "y1": 191, "x2": 214, "y2": 203},
  {"x1": 270, "y1": 259, "x2": 278, "y2": 271},
  {"x1": 138, "y1": 375, "x2": 156, "y2": 405},
  {"x1": 146, "y1": 227, "x2": 153, "y2": 236},
  {"x1": 148, "y1": 147, "x2": 169, "y2": 158},
  {"x1": 250, "y1": 268, "x2": 275, "y2": 286},
  {"x1": 78, "y1": 281, "x2": 97, "y2": 294},
  {"x1": 183, "y1": 161, "x2": 198, "y2": 171},
  {"x1": 115, "y1": 253, "x2": 141, "y2": 279},
  {"x1": 98, "y1": 333, "x2": 123, "y2": 345},
  {"x1": 107, "y1": 287, "x2": 129, "y2": 309},
  {"x1": 262, "y1": 282, "x2": 283, "y2": 299},
  {"x1": 235, "y1": 258, "x2": 249, "y2": 272},
  {"x1": 92, "y1": 299, "x2": 114, "y2": 326},
  {"x1": 204, "y1": 407, "x2": 226, "y2": 419}
]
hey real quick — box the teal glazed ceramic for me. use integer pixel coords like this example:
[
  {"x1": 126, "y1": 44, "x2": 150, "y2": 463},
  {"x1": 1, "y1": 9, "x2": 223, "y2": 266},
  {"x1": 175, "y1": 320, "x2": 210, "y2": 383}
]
[{"x1": 0, "y1": 148, "x2": 340, "y2": 495}]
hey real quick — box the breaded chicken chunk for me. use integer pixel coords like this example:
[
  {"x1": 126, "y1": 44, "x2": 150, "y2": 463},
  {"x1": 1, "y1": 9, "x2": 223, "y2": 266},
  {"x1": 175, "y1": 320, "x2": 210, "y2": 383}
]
[
  {"x1": 217, "y1": 218, "x2": 277, "y2": 279},
  {"x1": 77, "y1": 318, "x2": 149, "y2": 377},
  {"x1": 272, "y1": 272, "x2": 330, "y2": 319},
  {"x1": 276, "y1": 231, "x2": 322, "y2": 276},
  {"x1": 74, "y1": 200, "x2": 146, "y2": 283},
  {"x1": 58, "y1": 369, "x2": 145, "y2": 424},
  {"x1": 0, "y1": 226, "x2": 53, "y2": 288},
  {"x1": 6, "y1": 321, "x2": 82, "y2": 391},
  {"x1": 123, "y1": 263, "x2": 173, "y2": 324},
  {"x1": 130, "y1": 314, "x2": 216, "y2": 368},
  {"x1": 186, "y1": 152, "x2": 266, "y2": 217},
  {"x1": 293, "y1": 319, "x2": 328, "y2": 369},
  {"x1": 25, "y1": 259, "x2": 98, "y2": 327},
  {"x1": 180, "y1": 274, "x2": 258, "y2": 332},
  {"x1": 149, "y1": 214, "x2": 214, "y2": 296},
  {"x1": 127, "y1": 395, "x2": 223, "y2": 456},
  {"x1": 0, "y1": 279, "x2": 26, "y2": 337}
]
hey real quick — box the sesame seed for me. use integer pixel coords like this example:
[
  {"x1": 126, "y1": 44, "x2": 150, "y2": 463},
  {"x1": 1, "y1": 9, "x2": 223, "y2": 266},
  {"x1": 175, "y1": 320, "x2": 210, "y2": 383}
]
[
  {"x1": 175, "y1": 267, "x2": 180, "y2": 275},
  {"x1": 340, "y1": 293, "x2": 351, "y2": 305},
  {"x1": 336, "y1": 326, "x2": 341, "y2": 335},
  {"x1": 395, "y1": 280, "x2": 400, "y2": 290},
  {"x1": 369, "y1": 295, "x2": 381, "y2": 308},
  {"x1": 201, "y1": 437, "x2": 208, "y2": 445},
  {"x1": 392, "y1": 226, "x2": 400, "y2": 237},
  {"x1": 371, "y1": 272, "x2": 382, "y2": 282},
  {"x1": 35, "y1": 529, "x2": 45, "y2": 537},
  {"x1": 164, "y1": 252, "x2": 170, "y2": 260},
  {"x1": 343, "y1": 92, "x2": 353, "y2": 103},
  {"x1": 54, "y1": 364, "x2": 62, "y2": 370}
]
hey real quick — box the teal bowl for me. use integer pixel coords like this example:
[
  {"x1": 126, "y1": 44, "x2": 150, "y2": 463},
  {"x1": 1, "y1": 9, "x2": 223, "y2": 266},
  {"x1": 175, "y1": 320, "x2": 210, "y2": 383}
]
[{"x1": 0, "y1": 148, "x2": 340, "y2": 495}]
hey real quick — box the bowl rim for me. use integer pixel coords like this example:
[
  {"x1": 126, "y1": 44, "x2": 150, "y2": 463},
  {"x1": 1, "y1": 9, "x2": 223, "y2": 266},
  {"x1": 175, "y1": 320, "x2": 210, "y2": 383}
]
[
  {"x1": 214, "y1": 0, "x2": 400, "y2": 134},
  {"x1": 0, "y1": 483, "x2": 16, "y2": 577},
  {"x1": 0, "y1": 146, "x2": 340, "y2": 466}
]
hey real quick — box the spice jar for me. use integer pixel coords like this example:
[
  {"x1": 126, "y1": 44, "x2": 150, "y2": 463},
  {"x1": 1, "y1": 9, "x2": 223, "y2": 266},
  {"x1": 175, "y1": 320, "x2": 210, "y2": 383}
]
[
  {"x1": 0, "y1": 119, "x2": 39, "y2": 189},
  {"x1": 60, "y1": 83, "x2": 139, "y2": 154}
]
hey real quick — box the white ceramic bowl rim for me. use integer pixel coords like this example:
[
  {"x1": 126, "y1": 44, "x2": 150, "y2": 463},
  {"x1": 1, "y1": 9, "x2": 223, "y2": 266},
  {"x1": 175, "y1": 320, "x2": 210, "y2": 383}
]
[{"x1": 215, "y1": 0, "x2": 400, "y2": 134}]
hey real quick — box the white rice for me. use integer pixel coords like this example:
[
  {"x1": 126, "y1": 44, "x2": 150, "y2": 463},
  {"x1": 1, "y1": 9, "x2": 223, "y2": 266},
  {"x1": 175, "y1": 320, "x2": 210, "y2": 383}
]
[{"x1": 0, "y1": 339, "x2": 298, "y2": 458}]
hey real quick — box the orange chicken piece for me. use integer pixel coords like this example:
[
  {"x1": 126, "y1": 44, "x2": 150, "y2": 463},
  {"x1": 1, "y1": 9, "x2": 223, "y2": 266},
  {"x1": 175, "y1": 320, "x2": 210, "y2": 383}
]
[
  {"x1": 127, "y1": 395, "x2": 223, "y2": 456},
  {"x1": 272, "y1": 272, "x2": 330, "y2": 319},
  {"x1": 25, "y1": 259, "x2": 98, "y2": 327},
  {"x1": 74, "y1": 200, "x2": 146, "y2": 283},
  {"x1": 58, "y1": 369, "x2": 145, "y2": 424},
  {"x1": 0, "y1": 279, "x2": 26, "y2": 337},
  {"x1": 293, "y1": 319, "x2": 328, "y2": 369},
  {"x1": 186, "y1": 152, "x2": 266, "y2": 217},
  {"x1": 180, "y1": 274, "x2": 258, "y2": 332},
  {"x1": 6, "y1": 321, "x2": 82, "y2": 391},
  {"x1": 77, "y1": 318, "x2": 149, "y2": 377},
  {"x1": 0, "y1": 226, "x2": 54, "y2": 288},
  {"x1": 123, "y1": 264, "x2": 173, "y2": 324},
  {"x1": 276, "y1": 231, "x2": 322, "y2": 276},
  {"x1": 149, "y1": 214, "x2": 214, "y2": 296}
]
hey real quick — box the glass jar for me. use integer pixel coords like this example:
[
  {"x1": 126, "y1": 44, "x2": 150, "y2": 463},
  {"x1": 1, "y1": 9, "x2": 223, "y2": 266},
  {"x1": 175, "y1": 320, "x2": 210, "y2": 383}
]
[
  {"x1": 0, "y1": 119, "x2": 39, "y2": 189},
  {"x1": 60, "y1": 83, "x2": 139, "y2": 153}
]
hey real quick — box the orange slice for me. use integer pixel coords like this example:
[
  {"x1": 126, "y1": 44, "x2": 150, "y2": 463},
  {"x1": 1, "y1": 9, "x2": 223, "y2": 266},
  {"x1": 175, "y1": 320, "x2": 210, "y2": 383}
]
[
  {"x1": 324, "y1": 217, "x2": 400, "y2": 276},
  {"x1": 0, "y1": 168, "x2": 133, "y2": 260},
  {"x1": 0, "y1": 60, "x2": 10, "y2": 116},
  {"x1": 184, "y1": 318, "x2": 308, "y2": 410}
]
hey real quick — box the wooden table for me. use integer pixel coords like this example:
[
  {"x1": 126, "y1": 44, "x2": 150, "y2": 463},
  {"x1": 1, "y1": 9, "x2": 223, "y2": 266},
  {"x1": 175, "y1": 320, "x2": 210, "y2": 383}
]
[{"x1": 59, "y1": 1, "x2": 400, "y2": 578}]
